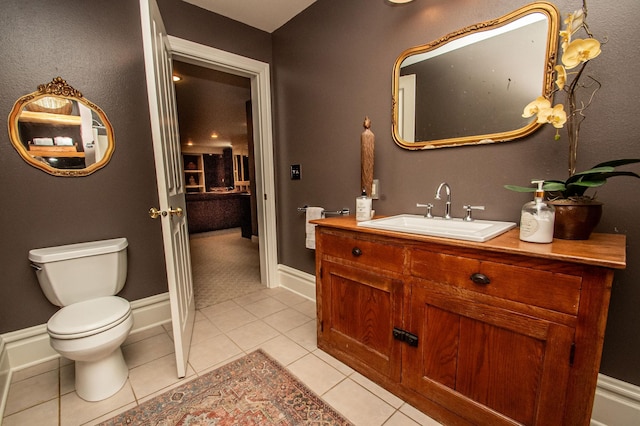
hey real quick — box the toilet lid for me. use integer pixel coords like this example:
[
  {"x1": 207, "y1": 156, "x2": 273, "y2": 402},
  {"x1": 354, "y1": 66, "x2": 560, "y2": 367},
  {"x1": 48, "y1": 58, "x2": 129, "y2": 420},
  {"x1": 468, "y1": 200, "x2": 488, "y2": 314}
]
[{"x1": 48, "y1": 296, "x2": 131, "y2": 339}]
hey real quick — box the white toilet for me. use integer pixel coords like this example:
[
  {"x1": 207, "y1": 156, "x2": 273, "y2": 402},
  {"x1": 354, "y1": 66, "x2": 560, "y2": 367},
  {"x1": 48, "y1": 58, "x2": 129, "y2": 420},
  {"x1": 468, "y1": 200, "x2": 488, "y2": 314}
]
[{"x1": 29, "y1": 238, "x2": 133, "y2": 402}]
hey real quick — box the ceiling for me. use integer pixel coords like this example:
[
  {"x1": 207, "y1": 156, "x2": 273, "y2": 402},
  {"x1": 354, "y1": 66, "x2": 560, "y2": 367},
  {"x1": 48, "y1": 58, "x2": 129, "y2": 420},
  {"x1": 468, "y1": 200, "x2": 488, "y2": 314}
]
[{"x1": 181, "y1": 0, "x2": 317, "y2": 33}]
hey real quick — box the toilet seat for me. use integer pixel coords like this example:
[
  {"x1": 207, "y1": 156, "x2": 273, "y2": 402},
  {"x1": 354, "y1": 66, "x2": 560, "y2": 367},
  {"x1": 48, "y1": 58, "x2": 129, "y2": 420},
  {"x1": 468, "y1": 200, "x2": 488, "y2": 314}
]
[{"x1": 48, "y1": 296, "x2": 131, "y2": 340}]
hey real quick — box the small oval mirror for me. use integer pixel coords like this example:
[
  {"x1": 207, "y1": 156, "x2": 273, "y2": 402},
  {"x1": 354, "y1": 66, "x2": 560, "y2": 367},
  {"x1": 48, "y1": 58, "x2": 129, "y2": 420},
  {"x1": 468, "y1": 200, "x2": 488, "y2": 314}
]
[{"x1": 8, "y1": 77, "x2": 115, "y2": 176}]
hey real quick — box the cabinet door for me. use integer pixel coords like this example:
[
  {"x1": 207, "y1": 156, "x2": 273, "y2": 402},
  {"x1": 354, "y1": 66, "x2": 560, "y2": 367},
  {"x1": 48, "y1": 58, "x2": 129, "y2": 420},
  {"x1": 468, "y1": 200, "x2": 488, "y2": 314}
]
[
  {"x1": 318, "y1": 260, "x2": 403, "y2": 381},
  {"x1": 404, "y1": 280, "x2": 574, "y2": 426}
]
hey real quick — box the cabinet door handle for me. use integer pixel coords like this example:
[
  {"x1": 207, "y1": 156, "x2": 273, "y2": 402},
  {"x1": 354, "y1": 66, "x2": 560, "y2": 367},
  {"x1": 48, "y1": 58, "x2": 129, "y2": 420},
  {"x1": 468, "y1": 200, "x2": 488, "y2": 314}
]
[
  {"x1": 352, "y1": 247, "x2": 362, "y2": 257},
  {"x1": 470, "y1": 273, "x2": 490, "y2": 285}
]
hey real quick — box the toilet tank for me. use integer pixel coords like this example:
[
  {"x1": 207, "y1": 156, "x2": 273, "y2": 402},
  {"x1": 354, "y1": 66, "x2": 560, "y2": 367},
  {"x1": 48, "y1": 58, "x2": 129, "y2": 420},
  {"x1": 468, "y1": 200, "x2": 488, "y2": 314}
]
[{"x1": 28, "y1": 238, "x2": 128, "y2": 307}]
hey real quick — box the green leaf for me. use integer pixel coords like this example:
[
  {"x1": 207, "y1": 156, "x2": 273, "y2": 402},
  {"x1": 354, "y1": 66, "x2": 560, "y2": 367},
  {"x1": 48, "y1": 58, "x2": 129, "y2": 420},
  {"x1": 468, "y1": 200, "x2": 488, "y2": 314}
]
[
  {"x1": 504, "y1": 184, "x2": 536, "y2": 192},
  {"x1": 593, "y1": 159, "x2": 640, "y2": 168}
]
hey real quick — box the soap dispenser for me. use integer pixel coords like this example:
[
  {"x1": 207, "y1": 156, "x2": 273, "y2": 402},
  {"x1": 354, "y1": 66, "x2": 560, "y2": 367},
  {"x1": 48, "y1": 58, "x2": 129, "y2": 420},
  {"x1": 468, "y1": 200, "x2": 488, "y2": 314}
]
[
  {"x1": 519, "y1": 180, "x2": 555, "y2": 243},
  {"x1": 356, "y1": 189, "x2": 372, "y2": 222}
]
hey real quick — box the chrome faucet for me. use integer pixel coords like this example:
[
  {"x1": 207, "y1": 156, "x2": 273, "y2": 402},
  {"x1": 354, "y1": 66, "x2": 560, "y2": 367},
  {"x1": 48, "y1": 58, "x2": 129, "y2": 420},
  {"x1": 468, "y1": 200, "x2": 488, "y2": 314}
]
[{"x1": 435, "y1": 182, "x2": 452, "y2": 219}]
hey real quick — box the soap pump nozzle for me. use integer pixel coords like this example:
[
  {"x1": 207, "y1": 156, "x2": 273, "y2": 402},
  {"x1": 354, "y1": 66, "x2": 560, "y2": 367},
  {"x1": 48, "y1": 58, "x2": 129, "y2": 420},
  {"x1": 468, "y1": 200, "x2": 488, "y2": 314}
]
[{"x1": 531, "y1": 180, "x2": 545, "y2": 202}]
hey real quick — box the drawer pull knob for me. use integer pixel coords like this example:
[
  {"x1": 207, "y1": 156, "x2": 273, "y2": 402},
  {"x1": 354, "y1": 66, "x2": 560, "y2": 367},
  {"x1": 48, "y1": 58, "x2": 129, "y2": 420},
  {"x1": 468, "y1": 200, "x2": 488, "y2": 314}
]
[
  {"x1": 470, "y1": 273, "x2": 490, "y2": 285},
  {"x1": 352, "y1": 247, "x2": 362, "y2": 257}
]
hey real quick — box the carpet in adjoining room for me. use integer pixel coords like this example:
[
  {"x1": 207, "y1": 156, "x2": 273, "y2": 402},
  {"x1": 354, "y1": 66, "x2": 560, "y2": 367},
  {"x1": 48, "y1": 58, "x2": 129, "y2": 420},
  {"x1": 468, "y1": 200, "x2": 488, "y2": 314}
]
[
  {"x1": 190, "y1": 228, "x2": 264, "y2": 309},
  {"x1": 97, "y1": 349, "x2": 353, "y2": 425}
]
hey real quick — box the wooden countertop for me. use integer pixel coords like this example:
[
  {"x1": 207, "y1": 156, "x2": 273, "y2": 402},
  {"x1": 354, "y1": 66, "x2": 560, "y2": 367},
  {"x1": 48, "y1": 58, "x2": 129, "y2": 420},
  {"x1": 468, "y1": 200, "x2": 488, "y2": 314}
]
[{"x1": 312, "y1": 216, "x2": 627, "y2": 269}]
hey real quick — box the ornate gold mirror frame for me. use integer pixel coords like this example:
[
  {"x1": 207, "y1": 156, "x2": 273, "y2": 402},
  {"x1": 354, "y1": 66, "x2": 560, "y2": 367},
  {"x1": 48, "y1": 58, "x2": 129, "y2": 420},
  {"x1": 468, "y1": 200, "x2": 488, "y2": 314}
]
[
  {"x1": 8, "y1": 77, "x2": 115, "y2": 176},
  {"x1": 392, "y1": 2, "x2": 560, "y2": 150}
]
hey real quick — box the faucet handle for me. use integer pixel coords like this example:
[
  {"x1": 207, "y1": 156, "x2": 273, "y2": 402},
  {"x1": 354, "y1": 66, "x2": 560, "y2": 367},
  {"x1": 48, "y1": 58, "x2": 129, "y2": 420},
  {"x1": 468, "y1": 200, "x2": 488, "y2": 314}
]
[
  {"x1": 416, "y1": 203, "x2": 434, "y2": 218},
  {"x1": 463, "y1": 205, "x2": 485, "y2": 221}
]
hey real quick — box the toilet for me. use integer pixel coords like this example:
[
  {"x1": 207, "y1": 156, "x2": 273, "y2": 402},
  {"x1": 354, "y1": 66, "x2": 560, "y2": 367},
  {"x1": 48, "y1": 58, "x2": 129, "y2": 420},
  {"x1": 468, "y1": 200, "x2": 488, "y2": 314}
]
[{"x1": 29, "y1": 238, "x2": 133, "y2": 402}]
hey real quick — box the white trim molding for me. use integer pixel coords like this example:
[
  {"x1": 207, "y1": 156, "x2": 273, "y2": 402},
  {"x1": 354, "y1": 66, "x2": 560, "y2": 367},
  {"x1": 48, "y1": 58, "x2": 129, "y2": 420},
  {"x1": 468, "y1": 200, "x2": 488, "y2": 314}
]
[
  {"x1": 277, "y1": 264, "x2": 316, "y2": 301},
  {"x1": 591, "y1": 373, "x2": 640, "y2": 426},
  {"x1": 167, "y1": 36, "x2": 278, "y2": 290}
]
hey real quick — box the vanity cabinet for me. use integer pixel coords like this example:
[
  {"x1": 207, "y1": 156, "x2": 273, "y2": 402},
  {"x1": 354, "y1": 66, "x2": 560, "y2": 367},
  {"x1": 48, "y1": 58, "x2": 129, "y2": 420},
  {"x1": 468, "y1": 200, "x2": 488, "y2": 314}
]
[{"x1": 314, "y1": 217, "x2": 625, "y2": 426}]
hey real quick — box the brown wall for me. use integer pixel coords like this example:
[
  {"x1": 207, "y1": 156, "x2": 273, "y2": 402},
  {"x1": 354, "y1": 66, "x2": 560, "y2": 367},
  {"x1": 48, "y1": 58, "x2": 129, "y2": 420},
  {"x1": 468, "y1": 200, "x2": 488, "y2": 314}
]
[
  {"x1": 0, "y1": 0, "x2": 167, "y2": 332},
  {"x1": 0, "y1": 0, "x2": 271, "y2": 334},
  {"x1": 273, "y1": 0, "x2": 640, "y2": 386}
]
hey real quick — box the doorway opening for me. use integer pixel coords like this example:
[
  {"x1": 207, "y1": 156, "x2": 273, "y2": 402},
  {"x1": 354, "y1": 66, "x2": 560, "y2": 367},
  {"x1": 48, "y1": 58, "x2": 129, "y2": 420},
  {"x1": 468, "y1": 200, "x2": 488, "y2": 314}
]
[
  {"x1": 167, "y1": 36, "x2": 279, "y2": 294},
  {"x1": 173, "y1": 59, "x2": 263, "y2": 308}
]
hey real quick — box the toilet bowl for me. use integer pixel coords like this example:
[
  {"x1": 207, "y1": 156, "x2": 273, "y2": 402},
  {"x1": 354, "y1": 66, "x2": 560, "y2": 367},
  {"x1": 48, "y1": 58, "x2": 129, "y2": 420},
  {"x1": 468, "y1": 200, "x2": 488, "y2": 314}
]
[
  {"x1": 29, "y1": 238, "x2": 133, "y2": 402},
  {"x1": 47, "y1": 296, "x2": 133, "y2": 401}
]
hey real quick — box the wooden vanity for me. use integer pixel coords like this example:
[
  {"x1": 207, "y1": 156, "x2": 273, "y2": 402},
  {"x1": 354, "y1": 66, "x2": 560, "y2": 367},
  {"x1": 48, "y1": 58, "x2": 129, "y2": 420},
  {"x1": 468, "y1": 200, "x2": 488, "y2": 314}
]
[{"x1": 313, "y1": 216, "x2": 626, "y2": 426}]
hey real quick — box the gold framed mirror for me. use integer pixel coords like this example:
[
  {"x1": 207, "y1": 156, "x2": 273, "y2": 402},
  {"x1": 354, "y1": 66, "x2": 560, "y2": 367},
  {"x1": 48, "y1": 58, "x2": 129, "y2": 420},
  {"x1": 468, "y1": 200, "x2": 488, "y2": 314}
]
[
  {"x1": 8, "y1": 77, "x2": 115, "y2": 176},
  {"x1": 392, "y1": 2, "x2": 560, "y2": 150}
]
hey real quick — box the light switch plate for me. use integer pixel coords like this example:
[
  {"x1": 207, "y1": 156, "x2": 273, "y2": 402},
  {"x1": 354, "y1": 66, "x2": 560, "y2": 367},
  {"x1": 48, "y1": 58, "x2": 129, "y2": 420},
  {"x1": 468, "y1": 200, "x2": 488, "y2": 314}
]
[{"x1": 290, "y1": 164, "x2": 301, "y2": 180}]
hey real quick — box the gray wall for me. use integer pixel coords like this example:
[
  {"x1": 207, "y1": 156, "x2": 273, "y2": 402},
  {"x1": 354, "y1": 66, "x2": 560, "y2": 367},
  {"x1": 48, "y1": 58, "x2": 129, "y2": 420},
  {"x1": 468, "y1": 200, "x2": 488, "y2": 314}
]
[{"x1": 273, "y1": 0, "x2": 640, "y2": 386}]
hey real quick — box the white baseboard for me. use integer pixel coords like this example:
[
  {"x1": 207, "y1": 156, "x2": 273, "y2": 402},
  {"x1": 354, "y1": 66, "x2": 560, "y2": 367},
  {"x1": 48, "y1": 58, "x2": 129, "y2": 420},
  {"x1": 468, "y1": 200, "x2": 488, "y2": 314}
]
[
  {"x1": 0, "y1": 292, "x2": 171, "y2": 419},
  {"x1": 277, "y1": 264, "x2": 316, "y2": 301},
  {"x1": 591, "y1": 373, "x2": 640, "y2": 426}
]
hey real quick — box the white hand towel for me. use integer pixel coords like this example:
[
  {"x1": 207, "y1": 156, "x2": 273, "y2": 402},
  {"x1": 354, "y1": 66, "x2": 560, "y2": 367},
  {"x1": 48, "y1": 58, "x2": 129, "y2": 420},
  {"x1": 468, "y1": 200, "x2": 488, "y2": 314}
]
[{"x1": 305, "y1": 207, "x2": 324, "y2": 249}]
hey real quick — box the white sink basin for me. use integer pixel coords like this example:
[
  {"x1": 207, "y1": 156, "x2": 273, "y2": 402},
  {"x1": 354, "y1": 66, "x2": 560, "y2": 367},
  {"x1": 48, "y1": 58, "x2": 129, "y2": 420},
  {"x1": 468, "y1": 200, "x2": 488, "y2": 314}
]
[{"x1": 357, "y1": 214, "x2": 516, "y2": 242}]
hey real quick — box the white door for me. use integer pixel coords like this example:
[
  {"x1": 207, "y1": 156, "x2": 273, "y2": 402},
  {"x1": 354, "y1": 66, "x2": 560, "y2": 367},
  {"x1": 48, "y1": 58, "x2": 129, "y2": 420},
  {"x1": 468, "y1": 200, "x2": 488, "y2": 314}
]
[{"x1": 140, "y1": 0, "x2": 195, "y2": 378}]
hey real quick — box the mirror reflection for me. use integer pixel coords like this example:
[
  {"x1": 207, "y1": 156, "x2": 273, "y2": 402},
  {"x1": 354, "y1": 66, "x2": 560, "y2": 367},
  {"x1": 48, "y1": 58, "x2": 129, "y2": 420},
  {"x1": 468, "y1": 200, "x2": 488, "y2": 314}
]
[
  {"x1": 392, "y1": 2, "x2": 559, "y2": 149},
  {"x1": 8, "y1": 77, "x2": 115, "y2": 176}
]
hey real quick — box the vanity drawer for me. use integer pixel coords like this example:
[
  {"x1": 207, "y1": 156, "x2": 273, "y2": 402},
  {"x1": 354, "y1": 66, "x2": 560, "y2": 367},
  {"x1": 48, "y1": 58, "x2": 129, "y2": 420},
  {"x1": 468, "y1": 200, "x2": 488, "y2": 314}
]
[
  {"x1": 410, "y1": 249, "x2": 582, "y2": 316},
  {"x1": 318, "y1": 231, "x2": 405, "y2": 273}
]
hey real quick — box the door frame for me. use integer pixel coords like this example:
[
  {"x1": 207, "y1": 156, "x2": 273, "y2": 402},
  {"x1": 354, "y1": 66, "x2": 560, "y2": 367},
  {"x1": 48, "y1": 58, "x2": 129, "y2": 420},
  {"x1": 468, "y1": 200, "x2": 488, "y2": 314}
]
[{"x1": 167, "y1": 36, "x2": 278, "y2": 288}]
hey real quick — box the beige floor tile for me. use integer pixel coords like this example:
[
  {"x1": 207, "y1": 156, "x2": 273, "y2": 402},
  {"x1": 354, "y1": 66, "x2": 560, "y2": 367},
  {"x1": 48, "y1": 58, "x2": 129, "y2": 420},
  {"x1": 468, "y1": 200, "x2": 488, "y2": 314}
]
[
  {"x1": 128, "y1": 352, "x2": 195, "y2": 399},
  {"x1": 285, "y1": 318, "x2": 317, "y2": 351},
  {"x1": 187, "y1": 333, "x2": 243, "y2": 373},
  {"x1": 399, "y1": 403, "x2": 442, "y2": 425},
  {"x1": 60, "y1": 381, "x2": 135, "y2": 426},
  {"x1": 263, "y1": 307, "x2": 312, "y2": 332},
  {"x1": 10, "y1": 359, "x2": 59, "y2": 383},
  {"x1": 287, "y1": 353, "x2": 346, "y2": 396},
  {"x1": 123, "y1": 325, "x2": 167, "y2": 346},
  {"x1": 254, "y1": 334, "x2": 309, "y2": 366},
  {"x1": 60, "y1": 363, "x2": 75, "y2": 395},
  {"x1": 121, "y1": 332, "x2": 175, "y2": 369},
  {"x1": 350, "y1": 371, "x2": 404, "y2": 408},
  {"x1": 242, "y1": 296, "x2": 288, "y2": 318},
  {"x1": 383, "y1": 411, "x2": 423, "y2": 426},
  {"x1": 190, "y1": 316, "x2": 223, "y2": 344},
  {"x1": 232, "y1": 290, "x2": 270, "y2": 306},
  {"x1": 2, "y1": 398, "x2": 58, "y2": 426},
  {"x1": 226, "y1": 319, "x2": 280, "y2": 351},
  {"x1": 313, "y1": 349, "x2": 355, "y2": 376},
  {"x1": 323, "y1": 378, "x2": 395, "y2": 426},
  {"x1": 199, "y1": 299, "x2": 239, "y2": 317},
  {"x1": 201, "y1": 304, "x2": 258, "y2": 332},
  {"x1": 271, "y1": 290, "x2": 308, "y2": 306},
  {"x1": 5, "y1": 369, "x2": 58, "y2": 416},
  {"x1": 291, "y1": 299, "x2": 317, "y2": 318}
]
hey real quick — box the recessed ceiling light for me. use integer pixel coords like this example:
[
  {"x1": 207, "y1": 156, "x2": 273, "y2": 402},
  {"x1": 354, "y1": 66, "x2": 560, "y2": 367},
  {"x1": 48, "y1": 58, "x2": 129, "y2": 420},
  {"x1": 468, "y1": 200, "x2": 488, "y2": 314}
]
[
  {"x1": 172, "y1": 75, "x2": 182, "y2": 82},
  {"x1": 388, "y1": 0, "x2": 414, "y2": 3}
]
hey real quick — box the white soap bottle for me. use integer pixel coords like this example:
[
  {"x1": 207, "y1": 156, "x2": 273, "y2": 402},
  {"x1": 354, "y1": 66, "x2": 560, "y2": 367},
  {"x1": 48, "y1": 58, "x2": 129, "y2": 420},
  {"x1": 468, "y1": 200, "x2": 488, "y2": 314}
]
[
  {"x1": 356, "y1": 189, "x2": 372, "y2": 222},
  {"x1": 519, "y1": 180, "x2": 555, "y2": 243}
]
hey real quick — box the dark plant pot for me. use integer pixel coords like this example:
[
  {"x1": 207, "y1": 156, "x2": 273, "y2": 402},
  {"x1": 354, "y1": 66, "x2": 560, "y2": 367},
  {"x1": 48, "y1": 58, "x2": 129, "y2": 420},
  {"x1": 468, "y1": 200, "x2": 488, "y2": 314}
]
[{"x1": 548, "y1": 199, "x2": 603, "y2": 240}]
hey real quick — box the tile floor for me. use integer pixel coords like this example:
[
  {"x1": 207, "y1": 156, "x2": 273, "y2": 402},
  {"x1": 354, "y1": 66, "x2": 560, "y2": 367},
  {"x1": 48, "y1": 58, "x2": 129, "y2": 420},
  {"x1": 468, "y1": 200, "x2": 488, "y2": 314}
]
[{"x1": 2, "y1": 287, "x2": 441, "y2": 426}]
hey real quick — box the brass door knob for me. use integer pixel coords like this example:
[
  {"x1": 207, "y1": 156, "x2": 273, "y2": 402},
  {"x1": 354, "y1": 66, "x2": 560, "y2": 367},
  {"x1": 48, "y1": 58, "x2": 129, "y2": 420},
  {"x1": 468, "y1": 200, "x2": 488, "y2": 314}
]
[
  {"x1": 149, "y1": 207, "x2": 182, "y2": 219},
  {"x1": 168, "y1": 207, "x2": 183, "y2": 217},
  {"x1": 149, "y1": 207, "x2": 165, "y2": 219}
]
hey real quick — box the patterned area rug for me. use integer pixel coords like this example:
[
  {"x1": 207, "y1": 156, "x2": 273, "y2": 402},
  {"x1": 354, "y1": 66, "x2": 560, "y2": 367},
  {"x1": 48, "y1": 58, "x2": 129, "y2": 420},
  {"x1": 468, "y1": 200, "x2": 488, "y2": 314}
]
[
  {"x1": 98, "y1": 350, "x2": 352, "y2": 425},
  {"x1": 190, "y1": 228, "x2": 264, "y2": 309}
]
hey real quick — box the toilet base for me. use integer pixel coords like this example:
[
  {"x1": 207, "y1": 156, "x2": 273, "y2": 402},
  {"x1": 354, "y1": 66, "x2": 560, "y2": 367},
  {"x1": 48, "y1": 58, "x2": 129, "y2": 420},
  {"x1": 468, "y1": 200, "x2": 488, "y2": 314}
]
[{"x1": 75, "y1": 347, "x2": 129, "y2": 401}]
